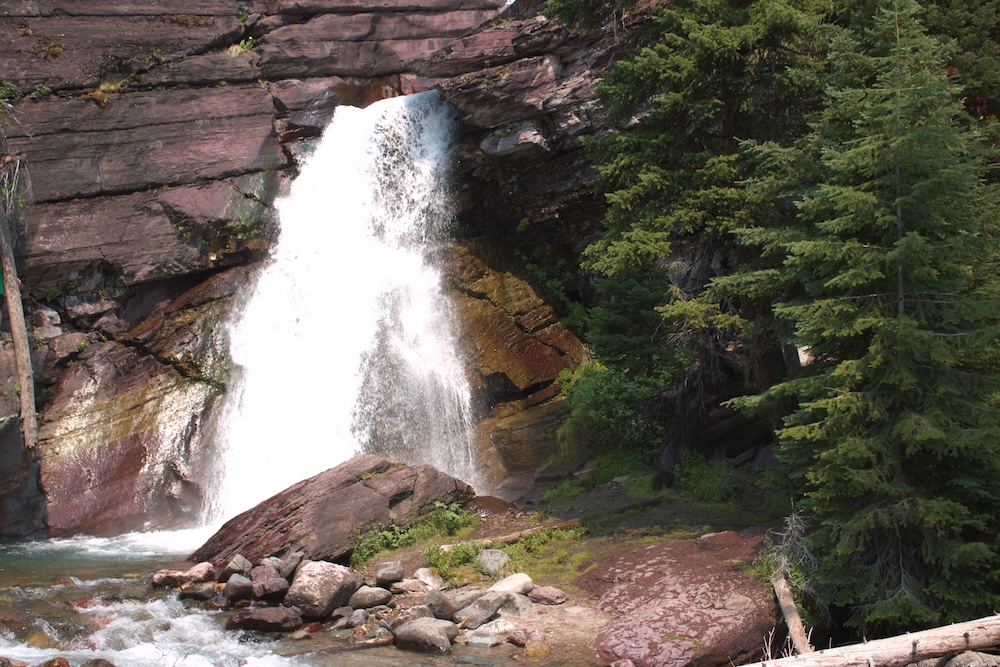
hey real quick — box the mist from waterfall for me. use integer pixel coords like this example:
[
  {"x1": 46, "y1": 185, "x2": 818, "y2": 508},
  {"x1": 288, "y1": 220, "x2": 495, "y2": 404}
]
[{"x1": 202, "y1": 92, "x2": 479, "y2": 524}]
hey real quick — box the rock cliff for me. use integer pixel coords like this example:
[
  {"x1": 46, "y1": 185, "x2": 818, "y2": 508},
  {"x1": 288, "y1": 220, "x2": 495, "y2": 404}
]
[{"x1": 0, "y1": 0, "x2": 613, "y2": 537}]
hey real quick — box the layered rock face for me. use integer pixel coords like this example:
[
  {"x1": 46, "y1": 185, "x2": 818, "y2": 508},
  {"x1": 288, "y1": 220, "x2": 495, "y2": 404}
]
[
  {"x1": 190, "y1": 454, "x2": 474, "y2": 566},
  {"x1": 0, "y1": 0, "x2": 609, "y2": 537}
]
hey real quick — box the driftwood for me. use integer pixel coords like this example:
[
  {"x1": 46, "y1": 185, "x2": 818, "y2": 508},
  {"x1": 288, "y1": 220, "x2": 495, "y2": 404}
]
[
  {"x1": 738, "y1": 614, "x2": 1000, "y2": 667},
  {"x1": 771, "y1": 570, "x2": 813, "y2": 655}
]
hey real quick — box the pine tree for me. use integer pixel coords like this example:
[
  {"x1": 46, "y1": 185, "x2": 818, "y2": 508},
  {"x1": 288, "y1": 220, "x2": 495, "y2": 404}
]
[{"x1": 735, "y1": 0, "x2": 1000, "y2": 634}]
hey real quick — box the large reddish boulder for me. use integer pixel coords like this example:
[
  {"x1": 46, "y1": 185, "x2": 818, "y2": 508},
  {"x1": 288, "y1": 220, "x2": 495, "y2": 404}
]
[
  {"x1": 584, "y1": 531, "x2": 775, "y2": 667},
  {"x1": 190, "y1": 455, "x2": 475, "y2": 566}
]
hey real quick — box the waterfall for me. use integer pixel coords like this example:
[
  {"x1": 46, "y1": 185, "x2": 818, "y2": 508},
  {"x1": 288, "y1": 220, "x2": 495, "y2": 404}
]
[{"x1": 203, "y1": 91, "x2": 479, "y2": 524}]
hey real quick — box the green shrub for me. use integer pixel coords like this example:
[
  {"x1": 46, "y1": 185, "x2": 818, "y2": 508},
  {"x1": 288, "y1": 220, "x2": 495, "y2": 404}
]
[
  {"x1": 557, "y1": 363, "x2": 665, "y2": 457},
  {"x1": 350, "y1": 502, "x2": 477, "y2": 567},
  {"x1": 676, "y1": 452, "x2": 735, "y2": 503}
]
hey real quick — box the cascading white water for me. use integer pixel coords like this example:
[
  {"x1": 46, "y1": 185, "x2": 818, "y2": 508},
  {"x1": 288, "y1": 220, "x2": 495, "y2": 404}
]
[{"x1": 204, "y1": 91, "x2": 479, "y2": 523}]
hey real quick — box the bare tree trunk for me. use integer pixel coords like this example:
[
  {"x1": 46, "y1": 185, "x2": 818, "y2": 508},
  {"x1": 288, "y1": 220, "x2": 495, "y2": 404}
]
[
  {"x1": 771, "y1": 570, "x2": 813, "y2": 655},
  {"x1": 0, "y1": 203, "x2": 37, "y2": 451},
  {"x1": 737, "y1": 614, "x2": 1000, "y2": 667}
]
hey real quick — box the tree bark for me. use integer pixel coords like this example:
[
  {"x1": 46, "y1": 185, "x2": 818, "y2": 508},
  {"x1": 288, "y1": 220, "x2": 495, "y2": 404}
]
[
  {"x1": 737, "y1": 614, "x2": 1000, "y2": 667},
  {"x1": 0, "y1": 184, "x2": 37, "y2": 451},
  {"x1": 771, "y1": 570, "x2": 813, "y2": 655}
]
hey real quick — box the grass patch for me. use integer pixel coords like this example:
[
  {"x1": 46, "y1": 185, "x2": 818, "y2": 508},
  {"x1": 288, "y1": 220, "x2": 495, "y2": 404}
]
[
  {"x1": 539, "y1": 453, "x2": 653, "y2": 503},
  {"x1": 422, "y1": 527, "x2": 586, "y2": 588},
  {"x1": 350, "y1": 502, "x2": 478, "y2": 568}
]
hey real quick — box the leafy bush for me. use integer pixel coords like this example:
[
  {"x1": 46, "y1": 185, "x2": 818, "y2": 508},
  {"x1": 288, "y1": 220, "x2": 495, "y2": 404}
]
[
  {"x1": 422, "y1": 541, "x2": 480, "y2": 580},
  {"x1": 676, "y1": 451, "x2": 735, "y2": 503},
  {"x1": 557, "y1": 363, "x2": 666, "y2": 457},
  {"x1": 350, "y1": 502, "x2": 477, "y2": 567}
]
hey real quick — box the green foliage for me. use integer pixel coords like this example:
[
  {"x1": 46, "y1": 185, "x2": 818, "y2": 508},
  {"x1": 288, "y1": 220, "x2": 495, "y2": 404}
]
[
  {"x1": 236, "y1": 3, "x2": 251, "y2": 22},
  {"x1": 544, "y1": 0, "x2": 636, "y2": 32},
  {"x1": 733, "y1": 0, "x2": 1000, "y2": 635},
  {"x1": 350, "y1": 502, "x2": 478, "y2": 567},
  {"x1": 0, "y1": 81, "x2": 22, "y2": 102},
  {"x1": 422, "y1": 541, "x2": 480, "y2": 581},
  {"x1": 557, "y1": 362, "x2": 668, "y2": 457},
  {"x1": 539, "y1": 451, "x2": 651, "y2": 502},
  {"x1": 227, "y1": 37, "x2": 256, "y2": 55},
  {"x1": 676, "y1": 451, "x2": 736, "y2": 503}
]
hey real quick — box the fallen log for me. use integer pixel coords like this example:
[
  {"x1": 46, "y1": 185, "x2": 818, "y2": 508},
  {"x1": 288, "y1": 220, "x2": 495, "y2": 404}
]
[
  {"x1": 737, "y1": 614, "x2": 1000, "y2": 667},
  {"x1": 771, "y1": 570, "x2": 813, "y2": 655}
]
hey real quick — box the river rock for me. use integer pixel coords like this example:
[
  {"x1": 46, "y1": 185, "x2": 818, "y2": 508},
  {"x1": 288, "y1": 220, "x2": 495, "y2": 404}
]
[
  {"x1": 488, "y1": 572, "x2": 533, "y2": 595},
  {"x1": 190, "y1": 455, "x2": 475, "y2": 566},
  {"x1": 178, "y1": 582, "x2": 217, "y2": 601},
  {"x1": 507, "y1": 628, "x2": 546, "y2": 647},
  {"x1": 152, "y1": 562, "x2": 217, "y2": 589},
  {"x1": 388, "y1": 604, "x2": 434, "y2": 631},
  {"x1": 392, "y1": 617, "x2": 459, "y2": 652},
  {"x1": 283, "y1": 561, "x2": 362, "y2": 619},
  {"x1": 414, "y1": 567, "x2": 444, "y2": 591},
  {"x1": 477, "y1": 549, "x2": 510, "y2": 575},
  {"x1": 590, "y1": 530, "x2": 773, "y2": 667},
  {"x1": 222, "y1": 573, "x2": 253, "y2": 602},
  {"x1": 424, "y1": 589, "x2": 461, "y2": 619},
  {"x1": 349, "y1": 585, "x2": 393, "y2": 609},
  {"x1": 251, "y1": 565, "x2": 290, "y2": 601},
  {"x1": 375, "y1": 561, "x2": 404, "y2": 587},
  {"x1": 500, "y1": 593, "x2": 532, "y2": 616},
  {"x1": 225, "y1": 606, "x2": 304, "y2": 633},
  {"x1": 261, "y1": 551, "x2": 303, "y2": 580},
  {"x1": 466, "y1": 630, "x2": 502, "y2": 647},
  {"x1": 220, "y1": 554, "x2": 253, "y2": 583},
  {"x1": 528, "y1": 586, "x2": 567, "y2": 605},
  {"x1": 454, "y1": 590, "x2": 507, "y2": 630},
  {"x1": 390, "y1": 578, "x2": 428, "y2": 594}
]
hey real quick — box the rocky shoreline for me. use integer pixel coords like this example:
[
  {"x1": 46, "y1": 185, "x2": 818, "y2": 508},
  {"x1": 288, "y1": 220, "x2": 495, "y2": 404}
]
[{"x1": 152, "y1": 550, "x2": 573, "y2": 657}]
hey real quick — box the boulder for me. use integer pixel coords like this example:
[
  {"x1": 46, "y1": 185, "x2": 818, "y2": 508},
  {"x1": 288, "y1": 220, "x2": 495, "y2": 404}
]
[
  {"x1": 528, "y1": 586, "x2": 567, "y2": 605},
  {"x1": 375, "y1": 561, "x2": 405, "y2": 587},
  {"x1": 151, "y1": 562, "x2": 216, "y2": 589},
  {"x1": 222, "y1": 573, "x2": 253, "y2": 602},
  {"x1": 178, "y1": 582, "x2": 217, "y2": 601},
  {"x1": 388, "y1": 604, "x2": 434, "y2": 631},
  {"x1": 453, "y1": 590, "x2": 507, "y2": 630},
  {"x1": 220, "y1": 555, "x2": 253, "y2": 583},
  {"x1": 413, "y1": 567, "x2": 443, "y2": 591},
  {"x1": 391, "y1": 617, "x2": 459, "y2": 652},
  {"x1": 251, "y1": 565, "x2": 290, "y2": 602},
  {"x1": 424, "y1": 590, "x2": 461, "y2": 620},
  {"x1": 589, "y1": 530, "x2": 774, "y2": 667},
  {"x1": 261, "y1": 552, "x2": 304, "y2": 580},
  {"x1": 283, "y1": 561, "x2": 362, "y2": 619},
  {"x1": 225, "y1": 607, "x2": 304, "y2": 633},
  {"x1": 190, "y1": 455, "x2": 475, "y2": 566},
  {"x1": 489, "y1": 572, "x2": 533, "y2": 596},
  {"x1": 477, "y1": 548, "x2": 510, "y2": 575},
  {"x1": 349, "y1": 585, "x2": 393, "y2": 609},
  {"x1": 501, "y1": 592, "x2": 532, "y2": 616}
]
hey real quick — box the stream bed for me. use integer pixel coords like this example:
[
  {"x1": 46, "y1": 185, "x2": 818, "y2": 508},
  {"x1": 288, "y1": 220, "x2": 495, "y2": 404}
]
[{"x1": 0, "y1": 532, "x2": 593, "y2": 667}]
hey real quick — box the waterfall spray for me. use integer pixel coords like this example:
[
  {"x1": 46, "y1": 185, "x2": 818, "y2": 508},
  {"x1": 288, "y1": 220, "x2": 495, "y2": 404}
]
[{"x1": 204, "y1": 92, "x2": 479, "y2": 524}]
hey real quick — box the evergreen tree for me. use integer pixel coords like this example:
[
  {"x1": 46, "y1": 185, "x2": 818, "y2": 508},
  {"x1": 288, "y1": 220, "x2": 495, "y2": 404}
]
[{"x1": 734, "y1": 0, "x2": 1000, "y2": 634}]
